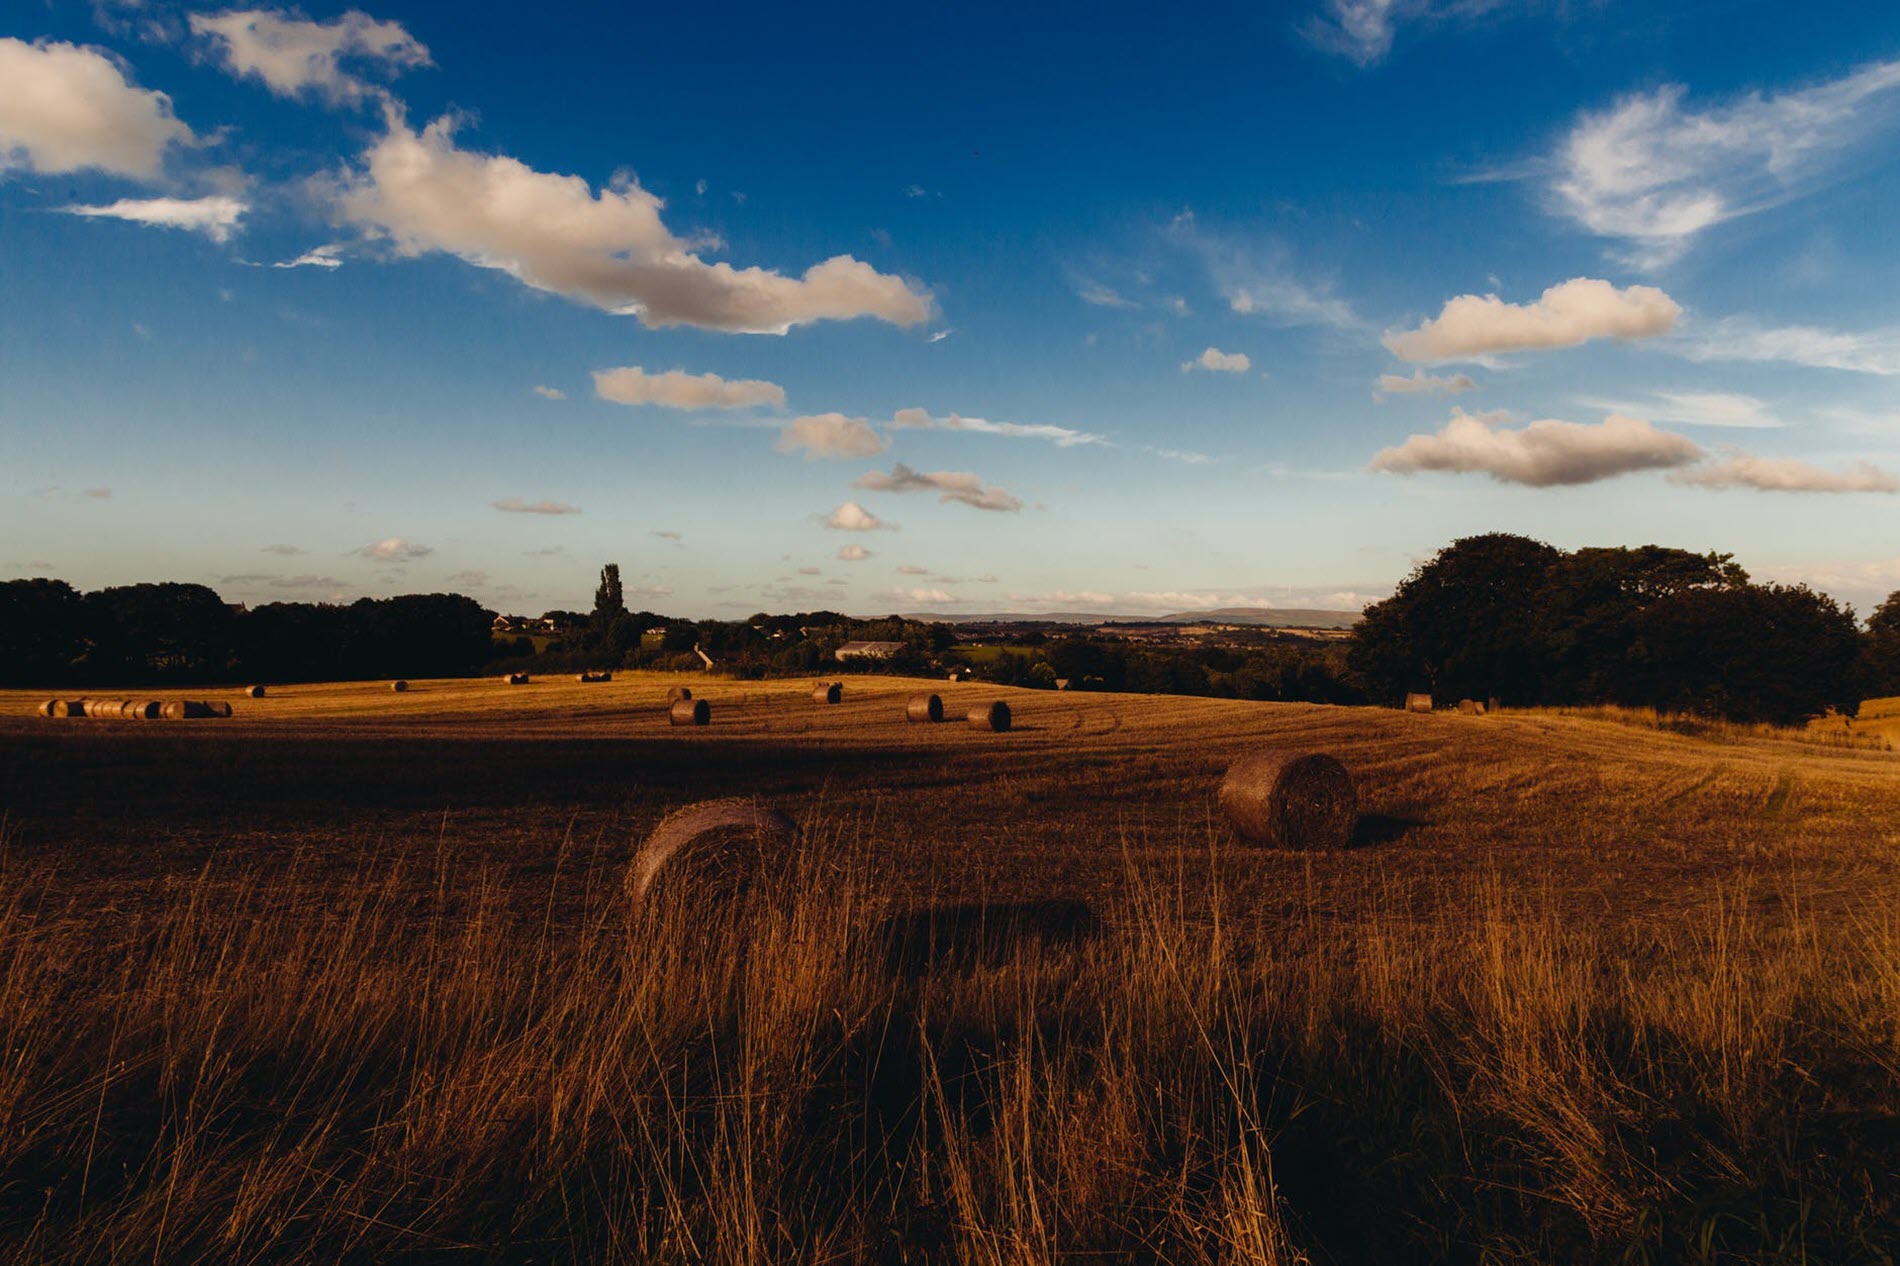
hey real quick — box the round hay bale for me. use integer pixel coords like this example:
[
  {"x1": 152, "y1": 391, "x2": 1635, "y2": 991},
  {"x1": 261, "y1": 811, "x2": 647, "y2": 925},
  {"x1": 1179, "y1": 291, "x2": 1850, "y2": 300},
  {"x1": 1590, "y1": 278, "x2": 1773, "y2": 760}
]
[
  {"x1": 1458, "y1": 698, "x2": 1485, "y2": 716},
  {"x1": 127, "y1": 700, "x2": 162, "y2": 719},
  {"x1": 578, "y1": 671, "x2": 613, "y2": 683},
  {"x1": 84, "y1": 699, "x2": 126, "y2": 718},
  {"x1": 161, "y1": 701, "x2": 187, "y2": 720},
  {"x1": 1404, "y1": 692, "x2": 1433, "y2": 714},
  {"x1": 50, "y1": 700, "x2": 84, "y2": 718},
  {"x1": 627, "y1": 797, "x2": 800, "y2": 906},
  {"x1": 906, "y1": 693, "x2": 944, "y2": 723},
  {"x1": 813, "y1": 681, "x2": 842, "y2": 705},
  {"x1": 968, "y1": 700, "x2": 1011, "y2": 732},
  {"x1": 391, "y1": 680, "x2": 408, "y2": 692},
  {"x1": 245, "y1": 685, "x2": 266, "y2": 698},
  {"x1": 665, "y1": 685, "x2": 693, "y2": 704},
  {"x1": 1219, "y1": 750, "x2": 1357, "y2": 850},
  {"x1": 208, "y1": 701, "x2": 232, "y2": 718},
  {"x1": 669, "y1": 698, "x2": 710, "y2": 726},
  {"x1": 504, "y1": 672, "x2": 530, "y2": 685},
  {"x1": 37, "y1": 700, "x2": 56, "y2": 718}
]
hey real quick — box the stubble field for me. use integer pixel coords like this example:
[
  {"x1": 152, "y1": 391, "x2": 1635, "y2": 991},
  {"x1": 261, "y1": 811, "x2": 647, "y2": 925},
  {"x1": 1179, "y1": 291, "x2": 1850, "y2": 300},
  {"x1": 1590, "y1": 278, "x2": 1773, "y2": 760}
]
[{"x1": 1, "y1": 673, "x2": 1898, "y2": 1262}]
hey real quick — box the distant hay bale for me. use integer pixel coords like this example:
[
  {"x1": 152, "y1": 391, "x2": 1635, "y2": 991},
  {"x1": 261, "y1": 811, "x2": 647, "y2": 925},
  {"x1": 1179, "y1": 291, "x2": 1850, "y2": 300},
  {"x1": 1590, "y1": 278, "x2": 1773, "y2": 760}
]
[
  {"x1": 126, "y1": 700, "x2": 163, "y2": 719},
  {"x1": 1220, "y1": 749, "x2": 1357, "y2": 850},
  {"x1": 968, "y1": 700, "x2": 1012, "y2": 732},
  {"x1": 505, "y1": 672, "x2": 530, "y2": 685},
  {"x1": 906, "y1": 693, "x2": 944, "y2": 723},
  {"x1": 47, "y1": 700, "x2": 84, "y2": 718},
  {"x1": 208, "y1": 701, "x2": 232, "y2": 718},
  {"x1": 1405, "y1": 693, "x2": 1433, "y2": 714},
  {"x1": 1458, "y1": 698, "x2": 1485, "y2": 715},
  {"x1": 626, "y1": 796, "x2": 800, "y2": 907},
  {"x1": 161, "y1": 701, "x2": 213, "y2": 720},
  {"x1": 1488, "y1": 696, "x2": 1501, "y2": 713},
  {"x1": 161, "y1": 701, "x2": 186, "y2": 720},
  {"x1": 37, "y1": 700, "x2": 56, "y2": 718},
  {"x1": 670, "y1": 698, "x2": 710, "y2": 726},
  {"x1": 245, "y1": 685, "x2": 266, "y2": 698},
  {"x1": 578, "y1": 671, "x2": 612, "y2": 683},
  {"x1": 665, "y1": 685, "x2": 693, "y2": 703},
  {"x1": 84, "y1": 699, "x2": 127, "y2": 718},
  {"x1": 813, "y1": 681, "x2": 842, "y2": 705},
  {"x1": 391, "y1": 680, "x2": 408, "y2": 692}
]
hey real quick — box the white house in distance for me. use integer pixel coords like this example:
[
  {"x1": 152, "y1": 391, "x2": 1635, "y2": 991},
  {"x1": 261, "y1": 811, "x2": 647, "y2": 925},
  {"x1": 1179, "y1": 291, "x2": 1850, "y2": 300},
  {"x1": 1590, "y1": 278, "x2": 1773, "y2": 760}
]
[{"x1": 835, "y1": 640, "x2": 905, "y2": 662}]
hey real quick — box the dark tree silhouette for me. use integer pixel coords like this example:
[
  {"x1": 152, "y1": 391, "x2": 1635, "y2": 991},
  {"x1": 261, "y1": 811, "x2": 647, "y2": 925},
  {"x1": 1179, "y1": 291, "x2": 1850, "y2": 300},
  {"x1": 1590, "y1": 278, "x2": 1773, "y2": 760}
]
[{"x1": 0, "y1": 578, "x2": 90, "y2": 685}]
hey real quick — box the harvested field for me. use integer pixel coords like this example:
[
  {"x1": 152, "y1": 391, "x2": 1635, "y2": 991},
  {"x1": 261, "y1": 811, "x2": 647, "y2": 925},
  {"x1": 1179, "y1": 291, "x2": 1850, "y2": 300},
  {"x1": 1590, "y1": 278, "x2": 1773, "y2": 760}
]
[{"x1": 1, "y1": 672, "x2": 1898, "y2": 1262}]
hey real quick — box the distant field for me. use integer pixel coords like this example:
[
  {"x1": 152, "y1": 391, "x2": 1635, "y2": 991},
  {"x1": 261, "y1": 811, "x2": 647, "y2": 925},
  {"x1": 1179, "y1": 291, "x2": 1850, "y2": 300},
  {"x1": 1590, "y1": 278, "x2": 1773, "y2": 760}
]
[{"x1": 3, "y1": 674, "x2": 1899, "y2": 1261}]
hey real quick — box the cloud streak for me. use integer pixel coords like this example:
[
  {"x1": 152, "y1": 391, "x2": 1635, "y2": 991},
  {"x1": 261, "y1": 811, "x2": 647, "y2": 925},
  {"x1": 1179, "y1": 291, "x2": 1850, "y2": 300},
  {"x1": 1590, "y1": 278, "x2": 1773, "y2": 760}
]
[
  {"x1": 854, "y1": 463, "x2": 1024, "y2": 512},
  {"x1": 492, "y1": 498, "x2": 581, "y2": 515},
  {"x1": 593, "y1": 365, "x2": 786, "y2": 410},
  {"x1": 60, "y1": 195, "x2": 247, "y2": 242}
]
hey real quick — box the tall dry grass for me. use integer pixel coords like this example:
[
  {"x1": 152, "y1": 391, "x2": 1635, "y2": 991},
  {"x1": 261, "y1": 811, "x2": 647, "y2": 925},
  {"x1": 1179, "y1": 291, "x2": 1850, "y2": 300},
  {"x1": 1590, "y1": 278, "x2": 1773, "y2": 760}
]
[{"x1": 0, "y1": 812, "x2": 1896, "y2": 1263}]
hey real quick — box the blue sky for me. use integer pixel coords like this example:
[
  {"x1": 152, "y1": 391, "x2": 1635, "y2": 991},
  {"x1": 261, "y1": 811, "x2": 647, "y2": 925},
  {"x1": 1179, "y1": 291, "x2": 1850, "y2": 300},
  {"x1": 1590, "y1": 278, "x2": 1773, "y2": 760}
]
[{"x1": 4, "y1": 0, "x2": 1899, "y2": 617}]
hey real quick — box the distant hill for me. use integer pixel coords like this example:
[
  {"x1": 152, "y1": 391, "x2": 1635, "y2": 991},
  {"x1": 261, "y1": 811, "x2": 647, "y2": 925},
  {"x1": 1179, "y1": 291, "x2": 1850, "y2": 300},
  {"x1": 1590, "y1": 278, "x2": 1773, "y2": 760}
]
[{"x1": 898, "y1": 607, "x2": 1361, "y2": 630}]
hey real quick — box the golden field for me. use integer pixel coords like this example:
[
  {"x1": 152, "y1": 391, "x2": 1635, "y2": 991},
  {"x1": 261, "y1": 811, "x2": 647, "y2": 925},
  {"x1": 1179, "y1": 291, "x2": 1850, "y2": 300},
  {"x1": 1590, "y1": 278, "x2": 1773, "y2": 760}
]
[{"x1": 1, "y1": 673, "x2": 1898, "y2": 1262}]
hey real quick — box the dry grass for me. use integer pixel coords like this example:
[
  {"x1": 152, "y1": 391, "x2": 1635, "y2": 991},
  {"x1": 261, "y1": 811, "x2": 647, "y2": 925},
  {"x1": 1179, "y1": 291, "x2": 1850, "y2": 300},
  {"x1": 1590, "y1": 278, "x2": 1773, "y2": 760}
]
[{"x1": 2, "y1": 676, "x2": 1899, "y2": 1261}]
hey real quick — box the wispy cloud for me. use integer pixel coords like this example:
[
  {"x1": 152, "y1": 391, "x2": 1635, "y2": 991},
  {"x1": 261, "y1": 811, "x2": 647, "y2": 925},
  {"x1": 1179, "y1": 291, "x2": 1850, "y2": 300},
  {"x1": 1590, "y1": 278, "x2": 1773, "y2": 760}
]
[
  {"x1": 1551, "y1": 59, "x2": 1900, "y2": 267},
  {"x1": 190, "y1": 9, "x2": 431, "y2": 106},
  {"x1": 1301, "y1": 0, "x2": 1510, "y2": 67},
  {"x1": 61, "y1": 195, "x2": 247, "y2": 243},
  {"x1": 1171, "y1": 211, "x2": 1359, "y2": 329},
  {"x1": 274, "y1": 243, "x2": 344, "y2": 269},
  {"x1": 82, "y1": 487, "x2": 112, "y2": 500},
  {"x1": 261, "y1": 543, "x2": 304, "y2": 555},
  {"x1": 889, "y1": 407, "x2": 1104, "y2": 448},
  {"x1": 593, "y1": 365, "x2": 786, "y2": 410},
  {"x1": 1376, "y1": 369, "x2": 1476, "y2": 395},
  {"x1": 1675, "y1": 317, "x2": 1900, "y2": 376},
  {"x1": 532, "y1": 384, "x2": 566, "y2": 400},
  {"x1": 1670, "y1": 452, "x2": 1897, "y2": 493},
  {"x1": 854, "y1": 463, "x2": 1023, "y2": 512},
  {"x1": 492, "y1": 498, "x2": 581, "y2": 515},
  {"x1": 1576, "y1": 390, "x2": 1783, "y2": 429}
]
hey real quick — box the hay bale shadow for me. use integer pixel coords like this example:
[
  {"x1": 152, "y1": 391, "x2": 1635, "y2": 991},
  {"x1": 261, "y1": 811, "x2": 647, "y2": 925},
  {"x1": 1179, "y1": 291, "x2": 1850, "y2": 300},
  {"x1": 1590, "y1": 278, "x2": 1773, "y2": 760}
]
[
  {"x1": 1351, "y1": 813, "x2": 1429, "y2": 847},
  {"x1": 875, "y1": 899, "x2": 1098, "y2": 975}
]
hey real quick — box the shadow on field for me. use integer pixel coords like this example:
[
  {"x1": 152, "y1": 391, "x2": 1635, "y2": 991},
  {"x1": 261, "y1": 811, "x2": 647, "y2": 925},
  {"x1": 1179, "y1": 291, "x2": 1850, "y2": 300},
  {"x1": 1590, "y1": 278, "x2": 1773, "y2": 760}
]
[
  {"x1": 875, "y1": 899, "x2": 1100, "y2": 974},
  {"x1": 1352, "y1": 813, "x2": 1429, "y2": 846}
]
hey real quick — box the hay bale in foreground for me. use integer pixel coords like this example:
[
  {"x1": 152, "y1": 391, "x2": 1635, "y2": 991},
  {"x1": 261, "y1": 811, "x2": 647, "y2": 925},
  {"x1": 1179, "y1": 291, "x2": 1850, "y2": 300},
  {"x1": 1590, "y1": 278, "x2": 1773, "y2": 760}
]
[
  {"x1": 1458, "y1": 698, "x2": 1485, "y2": 715},
  {"x1": 245, "y1": 685, "x2": 266, "y2": 698},
  {"x1": 665, "y1": 685, "x2": 693, "y2": 704},
  {"x1": 627, "y1": 797, "x2": 799, "y2": 906},
  {"x1": 813, "y1": 681, "x2": 842, "y2": 705},
  {"x1": 1220, "y1": 749, "x2": 1357, "y2": 850},
  {"x1": 669, "y1": 698, "x2": 710, "y2": 726},
  {"x1": 1405, "y1": 693, "x2": 1433, "y2": 714},
  {"x1": 906, "y1": 693, "x2": 944, "y2": 723},
  {"x1": 391, "y1": 680, "x2": 408, "y2": 692},
  {"x1": 968, "y1": 700, "x2": 1012, "y2": 732}
]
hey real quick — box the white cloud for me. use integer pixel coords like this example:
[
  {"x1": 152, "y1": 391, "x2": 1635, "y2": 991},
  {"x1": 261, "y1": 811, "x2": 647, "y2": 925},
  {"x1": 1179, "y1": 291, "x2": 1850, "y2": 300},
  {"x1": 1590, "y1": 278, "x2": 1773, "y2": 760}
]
[
  {"x1": 823, "y1": 501, "x2": 891, "y2": 532},
  {"x1": 532, "y1": 384, "x2": 565, "y2": 400},
  {"x1": 888, "y1": 407, "x2": 1104, "y2": 448},
  {"x1": 275, "y1": 243, "x2": 344, "y2": 269},
  {"x1": 1301, "y1": 0, "x2": 1508, "y2": 65},
  {"x1": 1075, "y1": 279, "x2": 1136, "y2": 309},
  {"x1": 836, "y1": 544, "x2": 872, "y2": 562},
  {"x1": 1184, "y1": 347, "x2": 1251, "y2": 373},
  {"x1": 1376, "y1": 368, "x2": 1476, "y2": 394},
  {"x1": 896, "y1": 564, "x2": 930, "y2": 575},
  {"x1": 190, "y1": 9, "x2": 430, "y2": 105},
  {"x1": 1005, "y1": 590, "x2": 1116, "y2": 608},
  {"x1": 492, "y1": 498, "x2": 581, "y2": 515},
  {"x1": 1370, "y1": 407, "x2": 1705, "y2": 486},
  {"x1": 777, "y1": 413, "x2": 887, "y2": 460},
  {"x1": 334, "y1": 112, "x2": 932, "y2": 334},
  {"x1": 1384, "y1": 277, "x2": 1680, "y2": 362},
  {"x1": 83, "y1": 487, "x2": 112, "y2": 499},
  {"x1": 356, "y1": 536, "x2": 432, "y2": 560},
  {"x1": 60, "y1": 195, "x2": 247, "y2": 242},
  {"x1": 1670, "y1": 453, "x2": 1897, "y2": 493},
  {"x1": 884, "y1": 586, "x2": 955, "y2": 604},
  {"x1": 1756, "y1": 557, "x2": 1900, "y2": 613},
  {"x1": 592, "y1": 365, "x2": 786, "y2": 410},
  {"x1": 1577, "y1": 390, "x2": 1782, "y2": 429},
  {"x1": 1553, "y1": 60, "x2": 1900, "y2": 267},
  {"x1": 1676, "y1": 317, "x2": 1900, "y2": 376},
  {"x1": 1172, "y1": 215, "x2": 1358, "y2": 329},
  {"x1": 854, "y1": 462, "x2": 1023, "y2": 512},
  {"x1": 0, "y1": 38, "x2": 194, "y2": 179}
]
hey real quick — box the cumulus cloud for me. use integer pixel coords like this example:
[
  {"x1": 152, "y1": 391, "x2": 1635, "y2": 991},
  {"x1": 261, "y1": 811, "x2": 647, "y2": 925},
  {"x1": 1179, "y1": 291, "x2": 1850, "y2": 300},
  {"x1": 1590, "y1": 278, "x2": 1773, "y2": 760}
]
[
  {"x1": 836, "y1": 544, "x2": 872, "y2": 562},
  {"x1": 593, "y1": 365, "x2": 785, "y2": 410},
  {"x1": 492, "y1": 498, "x2": 581, "y2": 515},
  {"x1": 1553, "y1": 60, "x2": 1900, "y2": 267},
  {"x1": 1677, "y1": 317, "x2": 1900, "y2": 376},
  {"x1": 777, "y1": 413, "x2": 887, "y2": 459},
  {"x1": 888, "y1": 407, "x2": 1104, "y2": 448},
  {"x1": 1383, "y1": 277, "x2": 1680, "y2": 362},
  {"x1": 1184, "y1": 347, "x2": 1251, "y2": 373},
  {"x1": 1670, "y1": 453, "x2": 1897, "y2": 493},
  {"x1": 1376, "y1": 369, "x2": 1476, "y2": 395},
  {"x1": 333, "y1": 112, "x2": 932, "y2": 334},
  {"x1": 190, "y1": 9, "x2": 430, "y2": 105},
  {"x1": 532, "y1": 384, "x2": 565, "y2": 400},
  {"x1": 60, "y1": 195, "x2": 247, "y2": 242},
  {"x1": 853, "y1": 462, "x2": 1023, "y2": 512},
  {"x1": 356, "y1": 536, "x2": 432, "y2": 560},
  {"x1": 823, "y1": 501, "x2": 891, "y2": 532},
  {"x1": 275, "y1": 243, "x2": 344, "y2": 268},
  {"x1": 1370, "y1": 408, "x2": 1705, "y2": 486},
  {"x1": 0, "y1": 38, "x2": 195, "y2": 179}
]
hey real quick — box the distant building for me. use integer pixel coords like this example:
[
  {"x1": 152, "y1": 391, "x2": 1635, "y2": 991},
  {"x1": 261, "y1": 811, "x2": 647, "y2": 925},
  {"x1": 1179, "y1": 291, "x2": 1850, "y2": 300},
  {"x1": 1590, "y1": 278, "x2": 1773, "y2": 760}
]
[{"x1": 835, "y1": 640, "x2": 905, "y2": 661}]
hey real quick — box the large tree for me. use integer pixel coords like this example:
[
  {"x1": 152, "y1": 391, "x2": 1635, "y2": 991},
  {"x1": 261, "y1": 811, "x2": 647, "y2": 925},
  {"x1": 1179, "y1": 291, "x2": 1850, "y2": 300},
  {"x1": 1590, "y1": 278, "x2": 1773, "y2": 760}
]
[
  {"x1": 1864, "y1": 590, "x2": 1900, "y2": 698},
  {"x1": 0, "y1": 578, "x2": 90, "y2": 685}
]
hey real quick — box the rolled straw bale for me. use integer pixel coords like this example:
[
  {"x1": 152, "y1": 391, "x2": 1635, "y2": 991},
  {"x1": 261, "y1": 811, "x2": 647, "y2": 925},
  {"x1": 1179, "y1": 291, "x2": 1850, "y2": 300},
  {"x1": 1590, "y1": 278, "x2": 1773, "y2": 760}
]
[
  {"x1": 665, "y1": 685, "x2": 693, "y2": 703},
  {"x1": 906, "y1": 693, "x2": 944, "y2": 723},
  {"x1": 245, "y1": 685, "x2": 265, "y2": 698},
  {"x1": 505, "y1": 672, "x2": 530, "y2": 685},
  {"x1": 161, "y1": 701, "x2": 186, "y2": 720},
  {"x1": 813, "y1": 681, "x2": 842, "y2": 705},
  {"x1": 49, "y1": 700, "x2": 84, "y2": 717},
  {"x1": 1458, "y1": 698, "x2": 1485, "y2": 715},
  {"x1": 208, "y1": 701, "x2": 232, "y2": 718},
  {"x1": 1220, "y1": 749, "x2": 1357, "y2": 850},
  {"x1": 669, "y1": 698, "x2": 710, "y2": 726},
  {"x1": 84, "y1": 699, "x2": 127, "y2": 718},
  {"x1": 127, "y1": 700, "x2": 163, "y2": 719},
  {"x1": 1405, "y1": 693, "x2": 1433, "y2": 714},
  {"x1": 578, "y1": 671, "x2": 612, "y2": 683},
  {"x1": 968, "y1": 700, "x2": 1012, "y2": 732},
  {"x1": 391, "y1": 680, "x2": 408, "y2": 692},
  {"x1": 162, "y1": 701, "x2": 214, "y2": 720},
  {"x1": 626, "y1": 797, "x2": 799, "y2": 906},
  {"x1": 37, "y1": 700, "x2": 56, "y2": 717}
]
